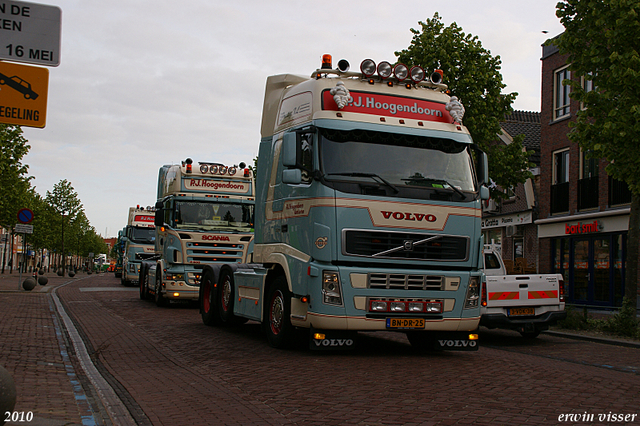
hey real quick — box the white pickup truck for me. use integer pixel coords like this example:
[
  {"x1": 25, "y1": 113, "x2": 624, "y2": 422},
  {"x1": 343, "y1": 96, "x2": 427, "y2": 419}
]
[{"x1": 481, "y1": 245, "x2": 567, "y2": 338}]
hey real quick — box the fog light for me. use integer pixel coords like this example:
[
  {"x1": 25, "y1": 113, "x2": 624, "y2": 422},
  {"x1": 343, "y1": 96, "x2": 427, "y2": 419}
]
[
  {"x1": 390, "y1": 301, "x2": 406, "y2": 312},
  {"x1": 173, "y1": 292, "x2": 180, "y2": 297},
  {"x1": 370, "y1": 300, "x2": 388, "y2": 312},
  {"x1": 425, "y1": 301, "x2": 442, "y2": 313},
  {"x1": 408, "y1": 302, "x2": 424, "y2": 312},
  {"x1": 313, "y1": 333, "x2": 326, "y2": 340},
  {"x1": 469, "y1": 334, "x2": 479, "y2": 340}
]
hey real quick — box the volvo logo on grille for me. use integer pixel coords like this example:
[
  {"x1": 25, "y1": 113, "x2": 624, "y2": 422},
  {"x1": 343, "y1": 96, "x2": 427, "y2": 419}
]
[{"x1": 403, "y1": 240, "x2": 414, "y2": 251}]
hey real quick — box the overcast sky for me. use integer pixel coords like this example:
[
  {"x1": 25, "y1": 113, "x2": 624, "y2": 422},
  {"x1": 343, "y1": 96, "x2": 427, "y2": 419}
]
[{"x1": 17, "y1": 0, "x2": 565, "y2": 239}]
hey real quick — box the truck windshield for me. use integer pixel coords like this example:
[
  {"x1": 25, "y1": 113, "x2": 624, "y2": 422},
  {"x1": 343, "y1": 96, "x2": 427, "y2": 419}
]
[
  {"x1": 130, "y1": 227, "x2": 155, "y2": 244},
  {"x1": 319, "y1": 128, "x2": 476, "y2": 196},
  {"x1": 174, "y1": 201, "x2": 254, "y2": 232}
]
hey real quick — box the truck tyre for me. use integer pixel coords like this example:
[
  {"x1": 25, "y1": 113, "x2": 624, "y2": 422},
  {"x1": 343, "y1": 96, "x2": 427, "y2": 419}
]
[
  {"x1": 155, "y1": 275, "x2": 168, "y2": 307},
  {"x1": 264, "y1": 276, "x2": 294, "y2": 349},
  {"x1": 200, "y1": 269, "x2": 220, "y2": 326},
  {"x1": 217, "y1": 267, "x2": 247, "y2": 326},
  {"x1": 139, "y1": 265, "x2": 149, "y2": 300}
]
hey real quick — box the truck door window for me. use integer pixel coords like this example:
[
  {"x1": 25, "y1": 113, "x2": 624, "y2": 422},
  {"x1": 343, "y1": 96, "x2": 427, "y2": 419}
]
[
  {"x1": 484, "y1": 253, "x2": 501, "y2": 270},
  {"x1": 300, "y1": 132, "x2": 313, "y2": 184}
]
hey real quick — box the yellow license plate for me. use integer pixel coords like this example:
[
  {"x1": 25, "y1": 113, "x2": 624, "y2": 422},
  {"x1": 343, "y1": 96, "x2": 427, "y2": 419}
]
[
  {"x1": 508, "y1": 307, "x2": 535, "y2": 316},
  {"x1": 386, "y1": 318, "x2": 425, "y2": 329}
]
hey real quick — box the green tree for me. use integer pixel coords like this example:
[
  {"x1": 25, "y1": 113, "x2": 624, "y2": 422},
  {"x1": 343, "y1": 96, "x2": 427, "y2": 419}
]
[
  {"x1": 0, "y1": 124, "x2": 32, "y2": 229},
  {"x1": 395, "y1": 13, "x2": 533, "y2": 199},
  {"x1": 555, "y1": 0, "x2": 640, "y2": 318},
  {"x1": 45, "y1": 179, "x2": 83, "y2": 274}
]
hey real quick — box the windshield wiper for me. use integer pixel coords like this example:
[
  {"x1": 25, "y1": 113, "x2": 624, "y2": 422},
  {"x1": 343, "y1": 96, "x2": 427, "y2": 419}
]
[
  {"x1": 327, "y1": 172, "x2": 399, "y2": 194},
  {"x1": 401, "y1": 176, "x2": 465, "y2": 199}
]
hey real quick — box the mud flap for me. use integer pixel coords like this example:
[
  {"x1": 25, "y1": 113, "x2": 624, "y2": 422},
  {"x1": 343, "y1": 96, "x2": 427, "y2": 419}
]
[
  {"x1": 309, "y1": 327, "x2": 357, "y2": 351},
  {"x1": 434, "y1": 331, "x2": 480, "y2": 351}
]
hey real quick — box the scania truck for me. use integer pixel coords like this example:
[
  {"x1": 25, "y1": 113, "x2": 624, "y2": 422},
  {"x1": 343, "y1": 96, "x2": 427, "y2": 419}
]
[
  {"x1": 140, "y1": 159, "x2": 255, "y2": 306},
  {"x1": 121, "y1": 207, "x2": 156, "y2": 286},
  {"x1": 198, "y1": 55, "x2": 490, "y2": 351}
]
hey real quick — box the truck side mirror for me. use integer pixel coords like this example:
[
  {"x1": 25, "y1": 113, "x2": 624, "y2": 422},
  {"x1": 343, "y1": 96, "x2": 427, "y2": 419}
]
[
  {"x1": 478, "y1": 152, "x2": 489, "y2": 186},
  {"x1": 282, "y1": 132, "x2": 298, "y2": 167},
  {"x1": 480, "y1": 186, "x2": 490, "y2": 200},
  {"x1": 282, "y1": 169, "x2": 302, "y2": 184},
  {"x1": 154, "y1": 209, "x2": 164, "y2": 227}
]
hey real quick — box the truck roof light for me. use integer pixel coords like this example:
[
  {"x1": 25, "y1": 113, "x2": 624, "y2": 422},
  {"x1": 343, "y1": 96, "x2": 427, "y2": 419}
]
[
  {"x1": 211, "y1": 165, "x2": 218, "y2": 174},
  {"x1": 322, "y1": 54, "x2": 332, "y2": 69},
  {"x1": 394, "y1": 64, "x2": 408, "y2": 81},
  {"x1": 360, "y1": 59, "x2": 376, "y2": 77},
  {"x1": 337, "y1": 59, "x2": 350, "y2": 72},
  {"x1": 410, "y1": 66, "x2": 425, "y2": 83},
  {"x1": 244, "y1": 168, "x2": 251, "y2": 177},
  {"x1": 200, "y1": 164, "x2": 208, "y2": 174},
  {"x1": 431, "y1": 70, "x2": 443, "y2": 84},
  {"x1": 229, "y1": 167, "x2": 237, "y2": 176},
  {"x1": 185, "y1": 158, "x2": 193, "y2": 173},
  {"x1": 220, "y1": 166, "x2": 228, "y2": 175},
  {"x1": 377, "y1": 61, "x2": 392, "y2": 79}
]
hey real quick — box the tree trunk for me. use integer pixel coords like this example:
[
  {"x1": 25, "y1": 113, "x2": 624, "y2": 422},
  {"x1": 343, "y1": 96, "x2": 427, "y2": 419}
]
[{"x1": 625, "y1": 192, "x2": 640, "y2": 306}]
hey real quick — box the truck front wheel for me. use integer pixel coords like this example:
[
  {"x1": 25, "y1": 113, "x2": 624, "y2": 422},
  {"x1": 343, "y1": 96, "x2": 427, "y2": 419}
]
[
  {"x1": 155, "y1": 275, "x2": 168, "y2": 307},
  {"x1": 200, "y1": 269, "x2": 220, "y2": 326},
  {"x1": 264, "y1": 276, "x2": 294, "y2": 349}
]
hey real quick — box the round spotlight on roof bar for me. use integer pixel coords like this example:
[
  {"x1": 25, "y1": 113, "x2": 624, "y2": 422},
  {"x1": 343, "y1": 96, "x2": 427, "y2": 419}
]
[
  {"x1": 394, "y1": 64, "x2": 409, "y2": 81},
  {"x1": 410, "y1": 66, "x2": 425, "y2": 83},
  {"x1": 360, "y1": 59, "x2": 376, "y2": 77},
  {"x1": 337, "y1": 59, "x2": 350, "y2": 72},
  {"x1": 211, "y1": 165, "x2": 219, "y2": 174},
  {"x1": 377, "y1": 61, "x2": 392, "y2": 79},
  {"x1": 199, "y1": 164, "x2": 208, "y2": 174}
]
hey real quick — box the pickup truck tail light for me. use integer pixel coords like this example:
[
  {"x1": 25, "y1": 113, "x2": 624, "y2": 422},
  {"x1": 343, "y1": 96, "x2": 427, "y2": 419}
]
[{"x1": 559, "y1": 278, "x2": 565, "y2": 302}]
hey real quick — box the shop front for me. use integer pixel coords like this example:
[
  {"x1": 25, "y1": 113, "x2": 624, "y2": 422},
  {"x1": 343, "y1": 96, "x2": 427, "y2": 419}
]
[{"x1": 537, "y1": 209, "x2": 629, "y2": 308}]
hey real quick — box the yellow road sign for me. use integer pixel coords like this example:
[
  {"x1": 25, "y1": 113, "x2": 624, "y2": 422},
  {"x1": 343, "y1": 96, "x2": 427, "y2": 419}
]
[{"x1": 0, "y1": 61, "x2": 48, "y2": 128}]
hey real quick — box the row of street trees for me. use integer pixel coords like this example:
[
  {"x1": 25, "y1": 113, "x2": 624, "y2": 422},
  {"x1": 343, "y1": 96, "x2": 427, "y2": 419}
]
[{"x1": 0, "y1": 124, "x2": 107, "y2": 274}]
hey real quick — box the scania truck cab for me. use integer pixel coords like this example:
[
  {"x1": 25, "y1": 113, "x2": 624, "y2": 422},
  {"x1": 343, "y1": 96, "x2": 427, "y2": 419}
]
[
  {"x1": 140, "y1": 159, "x2": 255, "y2": 306},
  {"x1": 198, "y1": 55, "x2": 490, "y2": 351},
  {"x1": 121, "y1": 207, "x2": 156, "y2": 286}
]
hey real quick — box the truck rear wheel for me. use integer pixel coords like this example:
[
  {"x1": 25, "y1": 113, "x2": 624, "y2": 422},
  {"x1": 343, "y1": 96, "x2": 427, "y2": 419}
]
[
  {"x1": 200, "y1": 269, "x2": 220, "y2": 326},
  {"x1": 139, "y1": 264, "x2": 149, "y2": 300},
  {"x1": 264, "y1": 276, "x2": 294, "y2": 349},
  {"x1": 217, "y1": 267, "x2": 247, "y2": 326}
]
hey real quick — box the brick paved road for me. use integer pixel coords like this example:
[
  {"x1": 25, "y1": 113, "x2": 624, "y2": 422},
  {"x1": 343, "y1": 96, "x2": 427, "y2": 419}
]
[{"x1": 4, "y1": 272, "x2": 640, "y2": 425}]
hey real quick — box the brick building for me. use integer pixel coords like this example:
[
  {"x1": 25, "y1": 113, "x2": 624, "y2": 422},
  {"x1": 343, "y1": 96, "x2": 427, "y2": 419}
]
[
  {"x1": 536, "y1": 41, "x2": 633, "y2": 308},
  {"x1": 482, "y1": 111, "x2": 540, "y2": 274}
]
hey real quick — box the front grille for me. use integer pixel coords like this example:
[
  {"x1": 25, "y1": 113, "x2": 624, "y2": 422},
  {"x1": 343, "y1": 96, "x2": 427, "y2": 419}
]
[
  {"x1": 368, "y1": 273, "x2": 444, "y2": 290},
  {"x1": 186, "y1": 242, "x2": 244, "y2": 263},
  {"x1": 343, "y1": 230, "x2": 469, "y2": 261},
  {"x1": 135, "y1": 252, "x2": 157, "y2": 261}
]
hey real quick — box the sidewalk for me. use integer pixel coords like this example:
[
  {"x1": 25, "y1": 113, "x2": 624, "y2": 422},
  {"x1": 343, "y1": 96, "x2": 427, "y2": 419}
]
[{"x1": 0, "y1": 270, "x2": 108, "y2": 426}]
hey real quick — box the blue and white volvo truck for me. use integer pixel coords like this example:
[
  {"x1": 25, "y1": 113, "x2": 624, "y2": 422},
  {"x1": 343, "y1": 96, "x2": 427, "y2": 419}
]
[
  {"x1": 141, "y1": 160, "x2": 255, "y2": 306},
  {"x1": 199, "y1": 55, "x2": 490, "y2": 350}
]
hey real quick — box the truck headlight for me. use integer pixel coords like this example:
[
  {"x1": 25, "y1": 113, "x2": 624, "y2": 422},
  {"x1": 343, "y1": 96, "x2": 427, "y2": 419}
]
[
  {"x1": 322, "y1": 271, "x2": 343, "y2": 306},
  {"x1": 464, "y1": 277, "x2": 480, "y2": 309}
]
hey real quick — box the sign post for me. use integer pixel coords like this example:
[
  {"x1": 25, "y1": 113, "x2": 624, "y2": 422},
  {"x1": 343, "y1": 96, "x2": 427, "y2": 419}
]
[
  {"x1": 0, "y1": 1, "x2": 62, "y2": 67},
  {"x1": 15, "y1": 208, "x2": 34, "y2": 289}
]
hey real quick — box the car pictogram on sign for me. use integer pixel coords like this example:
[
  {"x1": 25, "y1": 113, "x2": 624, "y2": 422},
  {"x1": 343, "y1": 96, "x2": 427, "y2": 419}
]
[{"x1": 0, "y1": 72, "x2": 39, "y2": 100}]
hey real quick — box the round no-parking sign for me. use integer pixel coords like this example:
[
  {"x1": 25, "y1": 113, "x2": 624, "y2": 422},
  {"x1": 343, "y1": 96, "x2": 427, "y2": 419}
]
[{"x1": 17, "y1": 208, "x2": 34, "y2": 224}]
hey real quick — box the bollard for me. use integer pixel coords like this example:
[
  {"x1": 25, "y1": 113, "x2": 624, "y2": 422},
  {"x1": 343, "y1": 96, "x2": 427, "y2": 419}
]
[
  {"x1": 22, "y1": 278, "x2": 36, "y2": 291},
  {"x1": 0, "y1": 365, "x2": 16, "y2": 425},
  {"x1": 57, "y1": 268, "x2": 64, "y2": 277},
  {"x1": 38, "y1": 276, "x2": 48, "y2": 286},
  {"x1": 68, "y1": 271, "x2": 75, "y2": 278}
]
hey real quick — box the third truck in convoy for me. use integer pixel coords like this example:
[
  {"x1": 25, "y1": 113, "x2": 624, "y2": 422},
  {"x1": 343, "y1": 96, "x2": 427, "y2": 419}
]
[
  {"x1": 140, "y1": 159, "x2": 255, "y2": 306},
  {"x1": 121, "y1": 207, "x2": 156, "y2": 286},
  {"x1": 197, "y1": 55, "x2": 490, "y2": 351}
]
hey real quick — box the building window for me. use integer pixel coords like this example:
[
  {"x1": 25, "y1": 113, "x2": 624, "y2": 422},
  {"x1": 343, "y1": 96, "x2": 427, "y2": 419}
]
[
  {"x1": 580, "y1": 74, "x2": 596, "y2": 110},
  {"x1": 554, "y1": 66, "x2": 571, "y2": 120},
  {"x1": 578, "y1": 149, "x2": 598, "y2": 210},
  {"x1": 609, "y1": 176, "x2": 632, "y2": 206},
  {"x1": 551, "y1": 149, "x2": 570, "y2": 213}
]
